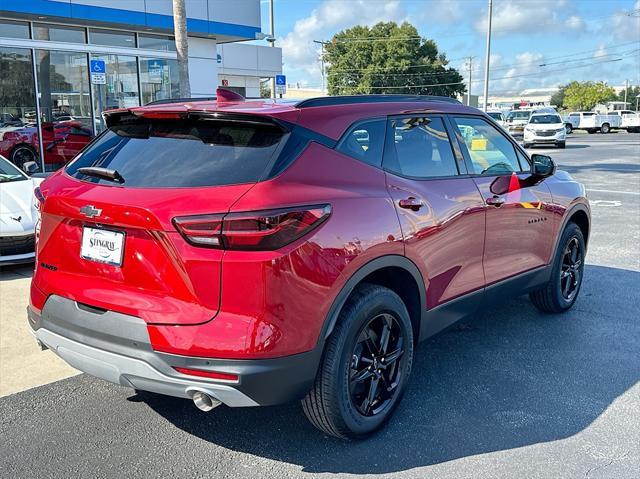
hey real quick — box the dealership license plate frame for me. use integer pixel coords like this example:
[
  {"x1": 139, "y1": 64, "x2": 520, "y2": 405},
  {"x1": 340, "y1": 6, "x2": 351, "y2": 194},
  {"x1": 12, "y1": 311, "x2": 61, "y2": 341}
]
[{"x1": 80, "y1": 226, "x2": 125, "y2": 266}]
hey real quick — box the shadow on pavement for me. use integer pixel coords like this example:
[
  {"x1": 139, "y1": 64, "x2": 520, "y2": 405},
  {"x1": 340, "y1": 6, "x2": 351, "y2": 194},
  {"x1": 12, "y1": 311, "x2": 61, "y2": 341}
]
[
  {"x1": 144, "y1": 265, "x2": 640, "y2": 475},
  {"x1": 0, "y1": 263, "x2": 34, "y2": 281},
  {"x1": 560, "y1": 162, "x2": 640, "y2": 175}
]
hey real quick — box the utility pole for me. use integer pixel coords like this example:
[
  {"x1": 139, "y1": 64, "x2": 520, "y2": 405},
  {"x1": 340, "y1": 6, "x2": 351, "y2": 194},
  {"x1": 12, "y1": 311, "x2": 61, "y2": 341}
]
[
  {"x1": 172, "y1": 0, "x2": 191, "y2": 97},
  {"x1": 465, "y1": 56, "x2": 474, "y2": 106},
  {"x1": 624, "y1": 79, "x2": 629, "y2": 106},
  {"x1": 482, "y1": 0, "x2": 493, "y2": 111},
  {"x1": 268, "y1": 0, "x2": 276, "y2": 99},
  {"x1": 313, "y1": 40, "x2": 327, "y2": 95}
]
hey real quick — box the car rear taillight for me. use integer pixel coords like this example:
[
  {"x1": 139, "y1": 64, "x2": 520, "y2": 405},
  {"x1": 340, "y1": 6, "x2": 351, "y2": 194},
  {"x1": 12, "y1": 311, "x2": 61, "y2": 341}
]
[{"x1": 173, "y1": 204, "x2": 331, "y2": 251}]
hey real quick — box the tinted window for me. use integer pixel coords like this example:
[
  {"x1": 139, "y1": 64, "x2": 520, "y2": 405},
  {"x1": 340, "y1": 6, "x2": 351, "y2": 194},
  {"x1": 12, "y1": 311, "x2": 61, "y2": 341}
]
[
  {"x1": 0, "y1": 158, "x2": 27, "y2": 182},
  {"x1": 453, "y1": 116, "x2": 522, "y2": 175},
  {"x1": 66, "y1": 120, "x2": 287, "y2": 188},
  {"x1": 386, "y1": 117, "x2": 458, "y2": 178},
  {"x1": 336, "y1": 119, "x2": 385, "y2": 167},
  {"x1": 138, "y1": 34, "x2": 176, "y2": 52},
  {"x1": 487, "y1": 112, "x2": 503, "y2": 121},
  {"x1": 506, "y1": 111, "x2": 530, "y2": 120},
  {"x1": 89, "y1": 29, "x2": 135, "y2": 47},
  {"x1": 34, "y1": 23, "x2": 86, "y2": 43},
  {"x1": 0, "y1": 20, "x2": 29, "y2": 39}
]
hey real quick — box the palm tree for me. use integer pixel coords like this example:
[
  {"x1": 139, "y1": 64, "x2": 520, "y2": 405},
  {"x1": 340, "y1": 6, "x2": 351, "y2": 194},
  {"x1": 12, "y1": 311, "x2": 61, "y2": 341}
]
[{"x1": 172, "y1": 0, "x2": 191, "y2": 97}]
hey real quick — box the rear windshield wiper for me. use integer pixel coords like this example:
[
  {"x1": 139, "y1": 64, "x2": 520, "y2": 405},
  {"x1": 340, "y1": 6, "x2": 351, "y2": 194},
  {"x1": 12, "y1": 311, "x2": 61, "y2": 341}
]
[{"x1": 77, "y1": 166, "x2": 125, "y2": 184}]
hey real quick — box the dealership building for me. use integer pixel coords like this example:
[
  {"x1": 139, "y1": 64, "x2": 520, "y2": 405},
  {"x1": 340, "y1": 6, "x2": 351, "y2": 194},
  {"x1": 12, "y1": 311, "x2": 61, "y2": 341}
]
[{"x1": 0, "y1": 0, "x2": 281, "y2": 170}]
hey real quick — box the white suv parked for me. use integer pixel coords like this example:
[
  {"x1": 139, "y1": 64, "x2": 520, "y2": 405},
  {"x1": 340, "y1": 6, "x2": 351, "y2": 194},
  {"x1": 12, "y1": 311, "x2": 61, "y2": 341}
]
[{"x1": 523, "y1": 113, "x2": 567, "y2": 149}]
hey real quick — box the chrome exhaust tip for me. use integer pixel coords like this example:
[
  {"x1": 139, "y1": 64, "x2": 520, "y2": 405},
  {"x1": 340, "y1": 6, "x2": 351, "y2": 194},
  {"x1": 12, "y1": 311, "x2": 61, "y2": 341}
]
[{"x1": 191, "y1": 391, "x2": 222, "y2": 412}]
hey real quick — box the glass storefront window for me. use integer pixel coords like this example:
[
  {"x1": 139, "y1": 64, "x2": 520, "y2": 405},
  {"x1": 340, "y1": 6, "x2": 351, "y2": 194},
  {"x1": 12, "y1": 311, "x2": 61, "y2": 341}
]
[
  {"x1": 90, "y1": 54, "x2": 140, "y2": 132},
  {"x1": 89, "y1": 29, "x2": 136, "y2": 48},
  {"x1": 36, "y1": 50, "x2": 93, "y2": 171},
  {"x1": 34, "y1": 23, "x2": 86, "y2": 43},
  {"x1": 138, "y1": 34, "x2": 176, "y2": 52},
  {"x1": 0, "y1": 47, "x2": 39, "y2": 169},
  {"x1": 0, "y1": 20, "x2": 30, "y2": 39},
  {"x1": 139, "y1": 57, "x2": 179, "y2": 105}
]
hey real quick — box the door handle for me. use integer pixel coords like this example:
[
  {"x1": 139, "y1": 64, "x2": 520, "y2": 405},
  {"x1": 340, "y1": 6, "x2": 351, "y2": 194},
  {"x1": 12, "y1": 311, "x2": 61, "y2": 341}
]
[
  {"x1": 399, "y1": 197, "x2": 423, "y2": 210},
  {"x1": 486, "y1": 195, "x2": 505, "y2": 207}
]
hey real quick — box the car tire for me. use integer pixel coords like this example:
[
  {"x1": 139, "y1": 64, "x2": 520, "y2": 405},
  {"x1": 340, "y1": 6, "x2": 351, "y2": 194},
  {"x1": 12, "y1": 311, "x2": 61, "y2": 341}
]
[
  {"x1": 529, "y1": 222, "x2": 585, "y2": 314},
  {"x1": 564, "y1": 124, "x2": 573, "y2": 134},
  {"x1": 557, "y1": 141, "x2": 566, "y2": 149},
  {"x1": 587, "y1": 129, "x2": 596, "y2": 134},
  {"x1": 600, "y1": 123, "x2": 610, "y2": 134},
  {"x1": 302, "y1": 283, "x2": 414, "y2": 439},
  {"x1": 10, "y1": 144, "x2": 37, "y2": 169}
]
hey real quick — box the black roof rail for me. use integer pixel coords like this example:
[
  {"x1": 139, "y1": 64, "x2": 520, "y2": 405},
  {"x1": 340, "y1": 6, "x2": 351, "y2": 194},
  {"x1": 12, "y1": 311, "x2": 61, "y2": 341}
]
[
  {"x1": 295, "y1": 94, "x2": 462, "y2": 109},
  {"x1": 145, "y1": 96, "x2": 216, "y2": 106}
]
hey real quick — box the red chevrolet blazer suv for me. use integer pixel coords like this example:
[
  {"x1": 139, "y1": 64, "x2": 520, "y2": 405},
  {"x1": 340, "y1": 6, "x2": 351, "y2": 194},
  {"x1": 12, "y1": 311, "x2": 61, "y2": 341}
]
[{"x1": 29, "y1": 90, "x2": 590, "y2": 439}]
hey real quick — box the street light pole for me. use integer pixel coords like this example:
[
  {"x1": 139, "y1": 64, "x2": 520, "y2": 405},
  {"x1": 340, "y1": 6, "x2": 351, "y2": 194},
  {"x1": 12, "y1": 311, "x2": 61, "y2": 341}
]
[
  {"x1": 482, "y1": 0, "x2": 493, "y2": 111},
  {"x1": 313, "y1": 40, "x2": 327, "y2": 95},
  {"x1": 624, "y1": 79, "x2": 629, "y2": 106},
  {"x1": 466, "y1": 56, "x2": 474, "y2": 106},
  {"x1": 269, "y1": 0, "x2": 275, "y2": 99}
]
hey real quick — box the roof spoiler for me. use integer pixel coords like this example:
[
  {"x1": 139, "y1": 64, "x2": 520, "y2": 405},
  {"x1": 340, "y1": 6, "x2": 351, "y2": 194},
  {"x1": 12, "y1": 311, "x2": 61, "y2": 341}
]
[{"x1": 216, "y1": 87, "x2": 245, "y2": 103}]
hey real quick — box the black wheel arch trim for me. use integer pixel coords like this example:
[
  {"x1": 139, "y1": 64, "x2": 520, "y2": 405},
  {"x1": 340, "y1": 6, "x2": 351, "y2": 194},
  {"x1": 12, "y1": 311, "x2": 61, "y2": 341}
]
[
  {"x1": 553, "y1": 202, "x2": 591, "y2": 254},
  {"x1": 317, "y1": 254, "x2": 427, "y2": 346}
]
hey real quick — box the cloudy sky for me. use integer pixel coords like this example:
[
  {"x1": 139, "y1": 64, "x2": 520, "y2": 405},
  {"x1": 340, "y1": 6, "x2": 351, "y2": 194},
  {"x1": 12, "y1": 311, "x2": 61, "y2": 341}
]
[{"x1": 258, "y1": 0, "x2": 640, "y2": 94}]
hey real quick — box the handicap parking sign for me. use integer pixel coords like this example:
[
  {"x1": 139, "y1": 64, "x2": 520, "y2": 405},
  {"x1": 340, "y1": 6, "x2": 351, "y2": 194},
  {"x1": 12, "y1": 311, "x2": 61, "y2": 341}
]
[
  {"x1": 90, "y1": 60, "x2": 105, "y2": 73},
  {"x1": 90, "y1": 59, "x2": 106, "y2": 84},
  {"x1": 275, "y1": 74, "x2": 286, "y2": 95}
]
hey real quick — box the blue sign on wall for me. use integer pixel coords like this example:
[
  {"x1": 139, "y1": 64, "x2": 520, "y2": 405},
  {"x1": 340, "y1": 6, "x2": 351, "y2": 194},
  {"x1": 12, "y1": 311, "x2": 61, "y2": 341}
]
[{"x1": 90, "y1": 59, "x2": 105, "y2": 73}]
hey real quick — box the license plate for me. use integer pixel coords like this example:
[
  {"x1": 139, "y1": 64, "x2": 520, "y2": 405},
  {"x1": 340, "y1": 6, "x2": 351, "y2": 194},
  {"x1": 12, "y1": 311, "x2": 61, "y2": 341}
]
[{"x1": 80, "y1": 227, "x2": 125, "y2": 266}]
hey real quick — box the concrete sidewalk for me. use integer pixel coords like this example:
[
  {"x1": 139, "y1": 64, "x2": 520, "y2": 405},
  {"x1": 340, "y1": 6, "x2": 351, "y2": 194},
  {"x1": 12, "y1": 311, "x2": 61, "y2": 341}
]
[{"x1": 0, "y1": 264, "x2": 78, "y2": 397}]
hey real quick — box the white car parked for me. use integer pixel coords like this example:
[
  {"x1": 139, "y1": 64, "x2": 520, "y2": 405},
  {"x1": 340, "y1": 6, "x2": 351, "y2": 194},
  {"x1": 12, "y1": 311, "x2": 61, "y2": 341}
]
[
  {"x1": 523, "y1": 112, "x2": 567, "y2": 149},
  {"x1": 486, "y1": 110, "x2": 507, "y2": 129},
  {"x1": 0, "y1": 155, "x2": 44, "y2": 265}
]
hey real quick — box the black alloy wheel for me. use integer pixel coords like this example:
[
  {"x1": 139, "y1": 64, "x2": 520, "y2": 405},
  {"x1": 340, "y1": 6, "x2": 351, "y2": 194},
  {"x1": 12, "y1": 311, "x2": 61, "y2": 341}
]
[
  {"x1": 302, "y1": 283, "x2": 414, "y2": 439},
  {"x1": 349, "y1": 312, "x2": 406, "y2": 417},
  {"x1": 530, "y1": 222, "x2": 586, "y2": 313},
  {"x1": 560, "y1": 237, "x2": 582, "y2": 301},
  {"x1": 10, "y1": 145, "x2": 37, "y2": 169}
]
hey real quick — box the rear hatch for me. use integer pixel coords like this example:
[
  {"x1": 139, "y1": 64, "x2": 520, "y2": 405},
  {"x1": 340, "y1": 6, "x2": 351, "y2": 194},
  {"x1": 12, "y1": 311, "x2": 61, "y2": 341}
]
[{"x1": 34, "y1": 115, "x2": 289, "y2": 324}]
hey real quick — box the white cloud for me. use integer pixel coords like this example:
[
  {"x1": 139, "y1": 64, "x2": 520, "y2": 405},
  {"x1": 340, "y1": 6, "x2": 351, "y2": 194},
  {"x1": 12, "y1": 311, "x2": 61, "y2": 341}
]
[
  {"x1": 608, "y1": 0, "x2": 640, "y2": 41},
  {"x1": 474, "y1": 0, "x2": 584, "y2": 35},
  {"x1": 278, "y1": 0, "x2": 407, "y2": 75}
]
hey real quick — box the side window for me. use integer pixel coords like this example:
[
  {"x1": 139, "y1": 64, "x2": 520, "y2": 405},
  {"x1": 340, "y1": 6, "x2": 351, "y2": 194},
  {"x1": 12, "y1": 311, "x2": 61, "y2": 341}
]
[
  {"x1": 517, "y1": 149, "x2": 530, "y2": 171},
  {"x1": 452, "y1": 116, "x2": 522, "y2": 175},
  {"x1": 336, "y1": 119, "x2": 386, "y2": 167},
  {"x1": 385, "y1": 116, "x2": 458, "y2": 178}
]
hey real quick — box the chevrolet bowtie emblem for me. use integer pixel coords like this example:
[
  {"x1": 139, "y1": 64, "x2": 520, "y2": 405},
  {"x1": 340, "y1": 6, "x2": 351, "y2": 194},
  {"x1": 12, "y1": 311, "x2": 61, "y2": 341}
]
[{"x1": 80, "y1": 205, "x2": 102, "y2": 218}]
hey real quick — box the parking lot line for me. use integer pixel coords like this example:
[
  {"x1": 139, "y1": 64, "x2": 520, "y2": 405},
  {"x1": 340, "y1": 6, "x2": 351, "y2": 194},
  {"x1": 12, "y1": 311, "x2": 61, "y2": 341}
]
[{"x1": 586, "y1": 188, "x2": 640, "y2": 196}]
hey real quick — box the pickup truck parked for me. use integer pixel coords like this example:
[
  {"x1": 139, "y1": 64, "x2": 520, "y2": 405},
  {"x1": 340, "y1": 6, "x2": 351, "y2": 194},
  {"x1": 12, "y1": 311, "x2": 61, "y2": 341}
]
[
  {"x1": 607, "y1": 110, "x2": 640, "y2": 133},
  {"x1": 564, "y1": 112, "x2": 621, "y2": 134}
]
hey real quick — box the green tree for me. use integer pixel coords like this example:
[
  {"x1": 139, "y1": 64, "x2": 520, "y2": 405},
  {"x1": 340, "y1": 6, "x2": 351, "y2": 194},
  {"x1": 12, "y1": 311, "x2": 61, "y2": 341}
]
[
  {"x1": 550, "y1": 83, "x2": 570, "y2": 109},
  {"x1": 324, "y1": 22, "x2": 464, "y2": 97},
  {"x1": 259, "y1": 78, "x2": 271, "y2": 98},
  {"x1": 563, "y1": 81, "x2": 616, "y2": 111},
  {"x1": 616, "y1": 85, "x2": 640, "y2": 107}
]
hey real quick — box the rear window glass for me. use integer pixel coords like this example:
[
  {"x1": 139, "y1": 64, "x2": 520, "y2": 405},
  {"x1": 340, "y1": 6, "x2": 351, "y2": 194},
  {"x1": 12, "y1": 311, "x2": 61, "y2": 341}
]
[{"x1": 66, "y1": 120, "x2": 287, "y2": 188}]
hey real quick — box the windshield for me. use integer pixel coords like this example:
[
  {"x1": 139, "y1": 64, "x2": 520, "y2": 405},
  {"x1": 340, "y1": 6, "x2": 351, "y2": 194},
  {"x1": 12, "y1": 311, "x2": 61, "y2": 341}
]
[
  {"x1": 487, "y1": 112, "x2": 503, "y2": 121},
  {"x1": 66, "y1": 119, "x2": 288, "y2": 188},
  {"x1": 0, "y1": 157, "x2": 27, "y2": 183},
  {"x1": 530, "y1": 115, "x2": 562, "y2": 124},
  {"x1": 506, "y1": 111, "x2": 531, "y2": 121}
]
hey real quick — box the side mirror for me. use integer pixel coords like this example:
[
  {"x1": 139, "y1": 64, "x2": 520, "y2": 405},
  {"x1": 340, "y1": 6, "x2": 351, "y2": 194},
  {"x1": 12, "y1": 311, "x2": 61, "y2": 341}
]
[
  {"x1": 23, "y1": 161, "x2": 39, "y2": 175},
  {"x1": 531, "y1": 154, "x2": 556, "y2": 178}
]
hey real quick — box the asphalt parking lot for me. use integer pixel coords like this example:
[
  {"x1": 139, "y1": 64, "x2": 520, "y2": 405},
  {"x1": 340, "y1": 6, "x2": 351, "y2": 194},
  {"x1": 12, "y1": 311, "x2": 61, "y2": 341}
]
[{"x1": 1, "y1": 133, "x2": 639, "y2": 478}]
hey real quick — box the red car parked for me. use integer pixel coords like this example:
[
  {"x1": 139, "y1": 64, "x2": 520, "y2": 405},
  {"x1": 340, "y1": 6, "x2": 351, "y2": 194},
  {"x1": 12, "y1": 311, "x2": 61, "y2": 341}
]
[
  {"x1": 29, "y1": 90, "x2": 590, "y2": 439},
  {"x1": 0, "y1": 120, "x2": 93, "y2": 170}
]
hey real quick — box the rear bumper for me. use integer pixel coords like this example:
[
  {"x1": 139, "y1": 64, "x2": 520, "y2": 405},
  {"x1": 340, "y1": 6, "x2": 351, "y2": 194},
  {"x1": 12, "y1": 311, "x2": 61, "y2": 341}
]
[{"x1": 28, "y1": 295, "x2": 320, "y2": 407}]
